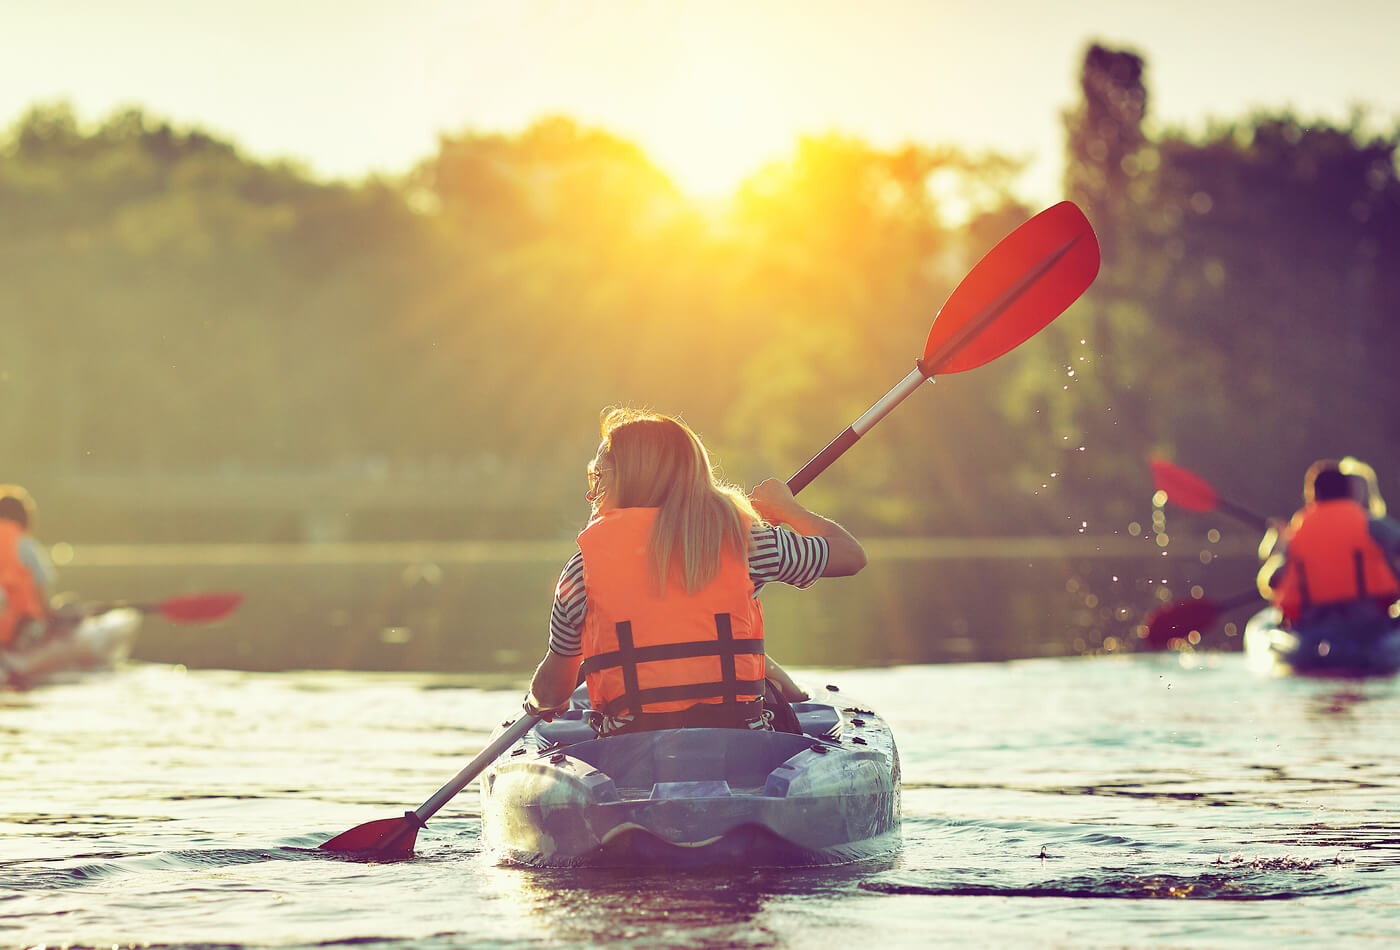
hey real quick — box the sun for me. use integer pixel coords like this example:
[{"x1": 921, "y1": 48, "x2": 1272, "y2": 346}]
[{"x1": 627, "y1": 56, "x2": 797, "y2": 200}]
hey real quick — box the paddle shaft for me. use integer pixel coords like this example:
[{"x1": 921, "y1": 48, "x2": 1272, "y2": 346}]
[
  {"x1": 411, "y1": 713, "x2": 538, "y2": 825},
  {"x1": 1215, "y1": 499, "x2": 1269, "y2": 532},
  {"x1": 86, "y1": 601, "x2": 175, "y2": 615},
  {"x1": 787, "y1": 368, "x2": 929, "y2": 494}
]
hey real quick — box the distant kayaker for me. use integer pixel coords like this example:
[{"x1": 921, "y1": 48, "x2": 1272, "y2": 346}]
[
  {"x1": 525, "y1": 407, "x2": 867, "y2": 736},
  {"x1": 1260, "y1": 461, "x2": 1400, "y2": 628},
  {"x1": 1341, "y1": 457, "x2": 1400, "y2": 578},
  {"x1": 0, "y1": 485, "x2": 55, "y2": 651}
]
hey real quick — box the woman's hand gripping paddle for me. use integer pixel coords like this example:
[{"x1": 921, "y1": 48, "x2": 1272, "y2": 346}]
[
  {"x1": 319, "y1": 712, "x2": 539, "y2": 857},
  {"x1": 1149, "y1": 458, "x2": 1268, "y2": 531},
  {"x1": 786, "y1": 200, "x2": 1101, "y2": 494},
  {"x1": 321, "y1": 200, "x2": 1101, "y2": 859}
]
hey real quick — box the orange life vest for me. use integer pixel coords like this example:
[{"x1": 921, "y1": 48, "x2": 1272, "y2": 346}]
[
  {"x1": 1274, "y1": 499, "x2": 1400, "y2": 622},
  {"x1": 577, "y1": 507, "x2": 765, "y2": 725},
  {"x1": 0, "y1": 521, "x2": 46, "y2": 647}
]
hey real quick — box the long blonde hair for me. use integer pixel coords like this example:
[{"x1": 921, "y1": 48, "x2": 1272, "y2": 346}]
[{"x1": 596, "y1": 407, "x2": 757, "y2": 593}]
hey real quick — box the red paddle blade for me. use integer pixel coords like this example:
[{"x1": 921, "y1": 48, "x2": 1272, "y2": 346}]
[
  {"x1": 157, "y1": 591, "x2": 244, "y2": 624},
  {"x1": 922, "y1": 201, "x2": 1100, "y2": 375},
  {"x1": 1144, "y1": 598, "x2": 1223, "y2": 647},
  {"x1": 320, "y1": 815, "x2": 420, "y2": 857},
  {"x1": 1149, "y1": 458, "x2": 1220, "y2": 513}
]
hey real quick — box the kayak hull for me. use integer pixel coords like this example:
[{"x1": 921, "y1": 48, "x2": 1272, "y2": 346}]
[
  {"x1": 1244, "y1": 605, "x2": 1400, "y2": 677},
  {"x1": 481, "y1": 683, "x2": 901, "y2": 868},
  {"x1": 1, "y1": 608, "x2": 142, "y2": 688}
]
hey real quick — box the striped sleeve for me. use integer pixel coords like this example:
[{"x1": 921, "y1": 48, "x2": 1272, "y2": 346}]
[
  {"x1": 748, "y1": 522, "x2": 829, "y2": 592},
  {"x1": 547, "y1": 551, "x2": 587, "y2": 656}
]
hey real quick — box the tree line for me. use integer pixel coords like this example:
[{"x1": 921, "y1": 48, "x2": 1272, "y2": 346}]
[{"x1": 4, "y1": 43, "x2": 1397, "y2": 545}]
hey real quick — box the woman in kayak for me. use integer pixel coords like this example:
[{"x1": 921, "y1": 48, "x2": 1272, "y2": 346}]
[{"x1": 526, "y1": 407, "x2": 867, "y2": 736}]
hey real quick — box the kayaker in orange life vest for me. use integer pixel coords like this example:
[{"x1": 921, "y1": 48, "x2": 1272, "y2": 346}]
[
  {"x1": 0, "y1": 485, "x2": 56, "y2": 651},
  {"x1": 1261, "y1": 462, "x2": 1400, "y2": 628},
  {"x1": 525, "y1": 408, "x2": 867, "y2": 736}
]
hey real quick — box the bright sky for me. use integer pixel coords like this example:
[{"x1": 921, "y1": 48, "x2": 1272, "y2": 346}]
[{"x1": 4, "y1": 0, "x2": 1398, "y2": 201}]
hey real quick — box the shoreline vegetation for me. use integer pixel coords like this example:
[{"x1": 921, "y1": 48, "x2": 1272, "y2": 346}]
[{"x1": 7, "y1": 43, "x2": 1398, "y2": 551}]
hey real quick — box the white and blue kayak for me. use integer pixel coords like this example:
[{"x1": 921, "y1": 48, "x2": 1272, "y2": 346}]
[
  {"x1": 479, "y1": 682, "x2": 901, "y2": 868},
  {"x1": 0, "y1": 607, "x2": 142, "y2": 689},
  {"x1": 1244, "y1": 605, "x2": 1400, "y2": 677}
]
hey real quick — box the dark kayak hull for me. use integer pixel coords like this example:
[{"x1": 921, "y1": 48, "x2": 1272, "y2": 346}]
[
  {"x1": 1244, "y1": 605, "x2": 1400, "y2": 677},
  {"x1": 480, "y1": 683, "x2": 901, "y2": 868}
]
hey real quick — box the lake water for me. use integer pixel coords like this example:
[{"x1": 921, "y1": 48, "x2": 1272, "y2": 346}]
[
  {"x1": 4, "y1": 653, "x2": 1398, "y2": 949},
  {"x1": 50, "y1": 535, "x2": 1263, "y2": 671}
]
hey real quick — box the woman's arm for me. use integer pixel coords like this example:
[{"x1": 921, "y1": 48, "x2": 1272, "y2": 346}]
[
  {"x1": 764, "y1": 656, "x2": 809, "y2": 702},
  {"x1": 749, "y1": 478, "x2": 867, "y2": 577},
  {"x1": 526, "y1": 649, "x2": 583, "y2": 716}
]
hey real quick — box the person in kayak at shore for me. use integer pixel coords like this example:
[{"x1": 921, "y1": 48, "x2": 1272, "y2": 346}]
[
  {"x1": 0, "y1": 485, "x2": 55, "y2": 653},
  {"x1": 525, "y1": 407, "x2": 867, "y2": 736},
  {"x1": 1260, "y1": 462, "x2": 1400, "y2": 629}
]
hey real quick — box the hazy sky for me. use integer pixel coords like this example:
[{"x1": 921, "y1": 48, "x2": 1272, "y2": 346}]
[{"x1": 4, "y1": 0, "x2": 1397, "y2": 201}]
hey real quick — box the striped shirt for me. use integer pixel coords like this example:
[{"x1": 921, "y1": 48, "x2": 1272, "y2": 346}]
[{"x1": 547, "y1": 522, "x2": 829, "y2": 656}]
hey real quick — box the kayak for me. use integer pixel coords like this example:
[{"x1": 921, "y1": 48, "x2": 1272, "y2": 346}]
[
  {"x1": 480, "y1": 682, "x2": 901, "y2": 868},
  {"x1": 0, "y1": 607, "x2": 142, "y2": 689},
  {"x1": 1244, "y1": 605, "x2": 1400, "y2": 677}
]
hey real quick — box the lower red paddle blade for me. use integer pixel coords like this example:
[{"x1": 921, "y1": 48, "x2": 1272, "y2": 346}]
[
  {"x1": 1144, "y1": 598, "x2": 1222, "y2": 647},
  {"x1": 319, "y1": 816, "x2": 420, "y2": 856}
]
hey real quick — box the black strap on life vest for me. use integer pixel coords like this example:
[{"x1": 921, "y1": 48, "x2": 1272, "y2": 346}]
[
  {"x1": 1294, "y1": 548, "x2": 1376, "y2": 610},
  {"x1": 581, "y1": 612, "x2": 764, "y2": 719}
]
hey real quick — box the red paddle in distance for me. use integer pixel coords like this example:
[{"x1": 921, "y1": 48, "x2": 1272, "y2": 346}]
[
  {"x1": 85, "y1": 591, "x2": 245, "y2": 624},
  {"x1": 1149, "y1": 458, "x2": 1268, "y2": 531},
  {"x1": 787, "y1": 200, "x2": 1101, "y2": 493},
  {"x1": 320, "y1": 200, "x2": 1103, "y2": 859},
  {"x1": 1143, "y1": 589, "x2": 1264, "y2": 647}
]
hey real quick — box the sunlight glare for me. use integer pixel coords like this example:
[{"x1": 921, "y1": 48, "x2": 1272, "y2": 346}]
[{"x1": 632, "y1": 52, "x2": 794, "y2": 199}]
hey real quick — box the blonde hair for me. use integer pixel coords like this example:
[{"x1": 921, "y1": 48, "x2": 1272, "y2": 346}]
[{"x1": 597, "y1": 407, "x2": 757, "y2": 593}]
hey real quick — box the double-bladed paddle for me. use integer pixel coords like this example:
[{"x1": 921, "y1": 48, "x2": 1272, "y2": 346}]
[
  {"x1": 320, "y1": 199, "x2": 1103, "y2": 858},
  {"x1": 1149, "y1": 458, "x2": 1268, "y2": 531}
]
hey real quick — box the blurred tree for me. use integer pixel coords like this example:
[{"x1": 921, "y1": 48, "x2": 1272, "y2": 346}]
[{"x1": 11, "y1": 72, "x2": 1393, "y2": 547}]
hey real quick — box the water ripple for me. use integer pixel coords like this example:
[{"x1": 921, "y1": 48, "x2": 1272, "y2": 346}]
[{"x1": 861, "y1": 864, "x2": 1369, "y2": 901}]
